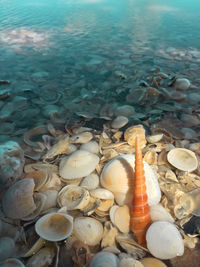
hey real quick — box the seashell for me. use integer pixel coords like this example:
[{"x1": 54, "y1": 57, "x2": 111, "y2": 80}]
[
  {"x1": 119, "y1": 257, "x2": 144, "y2": 267},
  {"x1": 25, "y1": 169, "x2": 48, "y2": 191},
  {"x1": 150, "y1": 204, "x2": 174, "y2": 223},
  {"x1": 26, "y1": 246, "x2": 55, "y2": 267},
  {"x1": 72, "y1": 127, "x2": 92, "y2": 135},
  {"x1": 157, "y1": 149, "x2": 168, "y2": 165},
  {"x1": 189, "y1": 143, "x2": 200, "y2": 154},
  {"x1": 167, "y1": 148, "x2": 198, "y2": 172},
  {"x1": 81, "y1": 196, "x2": 100, "y2": 216},
  {"x1": 144, "y1": 151, "x2": 157, "y2": 165},
  {"x1": 100, "y1": 154, "x2": 161, "y2": 207},
  {"x1": 90, "y1": 188, "x2": 114, "y2": 212},
  {"x1": 146, "y1": 134, "x2": 163, "y2": 144},
  {"x1": 22, "y1": 192, "x2": 47, "y2": 221},
  {"x1": 24, "y1": 126, "x2": 48, "y2": 149},
  {"x1": 101, "y1": 221, "x2": 118, "y2": 248},
  {"x1": 124, "y1": 125, "x2": 146, "y2": 148},
  {"x1": 70, "y1": 132, "x2": 93, "y2": 144},
  {"x1": 111, "y1": 116, "x2": 129, "y2": 129},
  {"x1": 41, "y1": 190, "x2": 58, "y2": 211},
  {"x1": 140, "y1": 257, "x2": 167, "y2": 267},
  {"x1": 181, "y1": 127, "x2": 198, "y2": 139},
  {"x1": 43, "y1": 134, "x2": 77, "y2": 160},
  {"x1": 0, "y1": 258, "x2": 25, "y2": 267},
  {"x1": 89, "y1": 252, "x2": 119, "y2": 267},
  {"x1": 23, "y1": 238, "x2": 46, "y2": 258},
  {"x1": 59, "y1": 150, "x2": 100, "y2": 180},
  {"x1": 74, "y1": 217, "x2": 103, "y2": 246},
  {"x1": 57, "y1": 185, "x2": 90, "y2": 210},
  {"x1": 24, "y1": 162, "x2": 58, "y2": 173},
  {"x1": 180, "y1": 114, "x2": 200, "y2": 127},
  {"x1": 80, "y1": 173, "x2": 99, "y2": 190},
  {"x1": 2, "y1": 178, "x2": 36, "y2": 219},
  {"x1": 146, "y1": 221, "x2": 184, "y2": 259},
  {"x1": 80, "y1": 141, "x2": 99, "y2": 154},
  {"x1": 170, "y1": 91, "x2": 186, "y2": 102},
  {"x1": 174, "y1": 78, "x2": 190, "y2": 90},
  {"x1": 115, "y1": 105, "x2": 135, "y2": 117},
  {"x1": 35, "y1": 212, "x2": 73, "y2": 241},
  {"x1": 0, "y1": 237, "x2": 16, "y2": 261},
  {"x1": 39, "y1": 172, "x2": 61, "y2": 192},
  {"x1": 110, "y1": 205, "x2": 130, "y2": 234},
  {"x1": 130, "y1": 137, "x2": 151, "y2": 245}
]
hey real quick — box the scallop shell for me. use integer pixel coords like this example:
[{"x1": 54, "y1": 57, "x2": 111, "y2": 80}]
[
  {"x1": 35, "y1": 213, "x2": 73, "y2": 241},
  {"x1": 89, "y1": 252, "x2": 119, "y2": 267},
  {"x1": 57, "y1": 185, "x2": 90, "y2": 210},
  {"x1": 167, "y1": 148, "x2": 198, "y2": 172},
  {"x1": 80, "y1": 141, "x2": 99, "y2": 154},
  {"x1": 124, "y1": 125, "x2": 146, "y2": 148},
  {"x1": 74, "y1": 217, "x2": 103, "y2": 246},
  {"x1": 146, "y1": 221, "x2": 184, "y2": 260},
  {"x1": 80, "y1": 173, "x2": 99, "y2": 190},
  {"x1": 2, "y1": 178, "x2": 36, "y2": 219},
  {"x1": 100, "y1": 154, "x2": 161, "y2": 207},
  {"x1": 59, "y1": 150, "x2": 100, "y2": 180}
]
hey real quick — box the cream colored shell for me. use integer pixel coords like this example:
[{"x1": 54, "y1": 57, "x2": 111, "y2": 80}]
[
  {"x1": 100, "y1": 154, "x2": 161, "y2": 206},
  {"x1": 35, "y1": 213, "x2": 73, "y2": 241},
  {"x1": 124, "y1": 125, "x2": 146, "y2": 148},
  {"x1": 80, "y1": 173, "x2": 99, "y2": 190},
  {"x1": 74, "y1": 217, "x2": 103, "y2": 246},
  {"x1": 59, "y1": 150, "x2": 99, "y2": 180},
  {"x1": 167, "y1": 148, "x2": 198, "y2": 172},
  {"x1": 2, "y1": 178, "x2": 36, "y2": 219}
]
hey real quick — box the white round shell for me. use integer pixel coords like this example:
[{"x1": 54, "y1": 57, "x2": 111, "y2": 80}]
[{"x1": 146, "y1": 221, "x2": 184, "y2": 259}]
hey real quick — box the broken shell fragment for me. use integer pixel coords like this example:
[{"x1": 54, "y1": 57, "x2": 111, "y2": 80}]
[
  {"x1": 167, "y1": 148, "x2": 198, "y2": 172},
  {"x1": 35, "y1": 213, "x2": 73, "y2": 241},
  {"x1": 146, "y1": 221, "x2": 184, "y2": 259},
  {"x1": 2, "y1": 178, "x2": 36, "y2": 219},
  {"x1": 74, "y1": 217, "x2": 103, "y2": 246},
  {"x1": 89, "y1": 252, "x2": 119, "y2": 267},
  {"x1": 59, "y1": 150, "x2": 100, "y2": 180},
  {"x1": 57, "y1": 185, "x2": 90, "y2": 210},
  {"x1": 124, "y1": 125, "x2": 146, "y2": 148},
  {"x1": 100, "y1": 154, "x2": 161, "y2": 206}
]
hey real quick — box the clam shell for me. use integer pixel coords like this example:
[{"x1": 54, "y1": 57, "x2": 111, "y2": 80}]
[
  {"x1": 111, "y1": 116, "x2": 128, "y2": 129},
  {"x1": 124, "y1": 125, "x2": 146, "y2": 148},
  {"x1": 80, "y1": 173, "x2": 99, "y2": 190},
  {"x1": 25, "y1": 169, "x2": 48, "y2": 191},
  {"x1": 140, "y1": 257, "x2": 167, "y2": 267},
  {"x1": 2, "y1": 178, "x2": 36, "y2": 219},
  {"x1": 57, "y1": 185, "x2": 90, "y2": 210},
  {"x1": 74, "y1": 217, "x2": 103, "y2": 246},
  {"x1": 167, "y1": 148, "x2": 198, "y2": 172},
  {"x1": 0, "y1": 237, "x2": 16, "y2": 261},
  {"x1": 119, "y1": 257, "x2": 144, "y2": 267},
  {"x1": 0, "y1": 258, "x2": 25, "y2": 267},
  {"x1": 146, "y1": 134, "x2": 163, "y2": 143},
  {"x1": 80, "y1": 141, "x2": 99, "y2": 154},
  {"x1": 146, "y1": 221, "x2": 184, "y2": 259},
  {"x1": 89, "y1": 252, "x2": 119, "y2": 267},
  {"x1": 59, "y1": 150, "x2": 100, "y2": 180},
  {"x1": 70, "y1": 132, "x2": 93, "y2": 144},
  {"x1": 24, "y1": 126, "x2": 48, "y2": 149},
  {"x1": 110, "y1": 205, "x2": 130, "y2": 233},
  {"x1": 150, "y1": 204, "x2": 174, "y2": 223},
  {"x1": 35, "y1": 213, "x2": 73, "y2": 241},
  {"x1": 26, "y1": 246, "x2": 55, "y2": 267},
  {"x1": 100, "y1": 154, "x2": 161, "y2": 206}
]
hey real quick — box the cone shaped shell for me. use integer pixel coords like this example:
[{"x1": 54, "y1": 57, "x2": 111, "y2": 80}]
[
  {"x1": 167, "y1": 148, "x2": 198, "y2": 172},
  {"x1": 59, "y1": 150, "x2": 99, "y2": 180},
  {"x1": 35, "y1": 213, "x2": 73, "y2": 241},
  {"x1": 2, "y1": 178, "x2": 36, "y2": 219},
  {"x1": 100, "y1": 154, "x2": 161, "y2": 206}
]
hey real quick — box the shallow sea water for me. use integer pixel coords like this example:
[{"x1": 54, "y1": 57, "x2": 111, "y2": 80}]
[{"x1": 0, "y1": 0, "x2": 200, "y2": 137}]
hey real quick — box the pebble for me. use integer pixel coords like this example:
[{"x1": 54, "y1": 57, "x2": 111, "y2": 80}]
[{"x1": 174, "y1": 78, "x2": 190, "y2": 90}]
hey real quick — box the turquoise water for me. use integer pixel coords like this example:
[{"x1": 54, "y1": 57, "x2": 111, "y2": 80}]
[{"x1": 0, "y1": 0, "x2": 200, "y2": 133}]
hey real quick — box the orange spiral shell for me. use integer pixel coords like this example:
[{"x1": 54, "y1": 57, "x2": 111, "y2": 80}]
[{"x1": 130, "y1": 136, "x2": 151, "y2": 245}]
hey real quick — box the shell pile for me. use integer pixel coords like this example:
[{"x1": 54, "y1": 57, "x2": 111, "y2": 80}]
[{"x1": 0, "y1": 121, "x2": 200, "y2": 267}]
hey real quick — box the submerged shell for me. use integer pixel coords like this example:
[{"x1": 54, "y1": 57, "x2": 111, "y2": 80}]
[
  {"x1": 74, "y1": 217, "x2": 103, "y2": 246},
  {"x1": 59, "y1": 150, "x2": 99, "y2": 180},
  {"x1": 89, "y1": 252, "x2": 119, "y2": 267},
  {"x1": 111, "y1": 116, "x2": 128, "y2": 129},
  {"x1": 124, "y1": 125, "x2": 146, "y2": 148},
  {"x1": 146, "y1": 134, "x2": 163, "y2": 144},
  {"x1": 2, "y1": 178, "x2": 36, "y2": 219},
  {"x1": 146, "y1": 221, "x2": 184, "y2": 259},
  {"x1": 70, "y1": 132, "x2": 93, "y2": 144},
  {"x1": 100, "y1": 154, "x2": 161, "y2": 207},
  {"x1": 35, "y1": 213, "x2": 73, "y2": 242},
  {"x1": 167, "y1": 148, "x2": 198, "y2": 172}
]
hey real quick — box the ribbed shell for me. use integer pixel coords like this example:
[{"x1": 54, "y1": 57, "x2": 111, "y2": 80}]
[{"x1": 130, "y1": 137, "x2": 151, "y2": 245}]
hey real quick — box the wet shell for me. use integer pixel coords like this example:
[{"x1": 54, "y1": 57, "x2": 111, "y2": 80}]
[
  {"x1": 70, "y1": 132, "x2": 93, "y2": 144},
  {"x1": 174, "y1": 78, "x2": 190, "y2": 90},
  {"x1": 146, "y1": 134, "x2": 163, "y2": 144},
  {"x1": 100, "y1": 154, "x2": 161, "y2": 207},
  {"x1": 111, "y1": 116, "x2": 128, "y2": 129},
  {"x1": 89, "y1": 252, "x2": 119, "y2": 267},
  {"x1": 80, "y1": 141, "x2": 99, "y2": 154},
  {"x1": 74, "y1": 217, "x2": 103, "y2": 246},
  {"x1": 2, "y1": 178, "x2": 36, "y2": 219},
  {"x1": 146, "y1": 221, "x2": 184, "y2": 259},
  {"x1": 59, "y1": 150, "x2": 100, "y2": 180},
  {"x1": 35, "y1": 213, "x2": 73, "y2": 241},
  {"x1": 57, "y1": 185, "x2": 90, "y2": 210},
  {"x1": 167, "y1": 148, "x2": 198, "y2": 172},
  {"x1": 140, "y1": 257, "x2": 167, "y2": 267},
  {"x1": 80, "y1": 173, "x2": 99, "y2": 190},
  {"x1": 124, "y1": 125, "x2": 146, "y2": 148}
]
